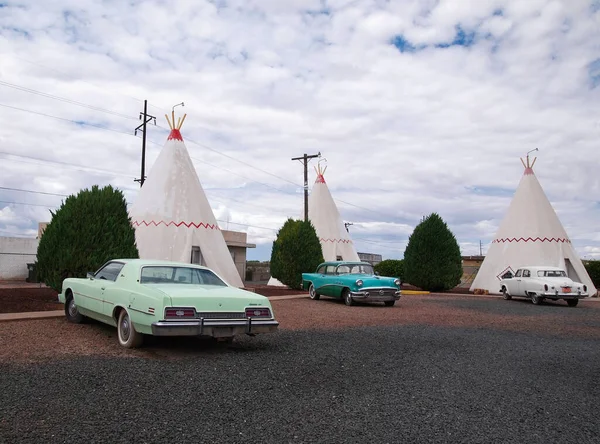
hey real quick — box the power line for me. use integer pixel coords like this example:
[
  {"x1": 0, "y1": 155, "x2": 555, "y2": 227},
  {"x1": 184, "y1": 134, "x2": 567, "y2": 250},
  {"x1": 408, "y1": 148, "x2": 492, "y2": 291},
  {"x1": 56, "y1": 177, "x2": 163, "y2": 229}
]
[
  {"x1": 0, "y1": 152, "x2": 136, "y2": 178},
  {"x1": 0, "y1": 80, "x2": 139, "y2": 121},
  {"x1": 0, "y1": 186, "x2": 68, "y2": 197},
  {"x1": 0, "y1": 200, "x2": 54, "y2": 208}
]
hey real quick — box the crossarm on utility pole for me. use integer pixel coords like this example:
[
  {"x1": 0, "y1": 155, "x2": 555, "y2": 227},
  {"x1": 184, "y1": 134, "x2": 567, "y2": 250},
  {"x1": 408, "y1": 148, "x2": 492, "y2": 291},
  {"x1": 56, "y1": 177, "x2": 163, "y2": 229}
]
[{"x1": 291, "y1": 152, "x2": 321, "y2": 221}]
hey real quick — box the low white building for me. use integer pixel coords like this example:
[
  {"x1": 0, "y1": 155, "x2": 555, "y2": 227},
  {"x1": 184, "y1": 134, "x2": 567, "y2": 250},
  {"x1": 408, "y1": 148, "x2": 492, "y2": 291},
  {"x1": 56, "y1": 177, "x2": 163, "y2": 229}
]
[{"x1": 0, "y1": 236, "x2": 38, "y2": 280}]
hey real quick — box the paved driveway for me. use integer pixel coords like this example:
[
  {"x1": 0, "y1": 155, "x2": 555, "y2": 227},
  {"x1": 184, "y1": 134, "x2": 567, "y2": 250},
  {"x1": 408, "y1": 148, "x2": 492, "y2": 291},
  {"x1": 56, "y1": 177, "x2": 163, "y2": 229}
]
[{"x1": 1, "y1": 295, "x2": 599, "y2": 443}]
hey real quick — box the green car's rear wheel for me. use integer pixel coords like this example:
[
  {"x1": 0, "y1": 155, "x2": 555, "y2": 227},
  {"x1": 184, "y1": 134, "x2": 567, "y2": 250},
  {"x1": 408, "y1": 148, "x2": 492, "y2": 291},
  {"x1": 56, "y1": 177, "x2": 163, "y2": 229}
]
[
  {"x1": 117, "y1": 309, "x2": 143, "y2": 348},
  {"x1": 309, "y1": 284, "x2": 320, "y2": 300}
]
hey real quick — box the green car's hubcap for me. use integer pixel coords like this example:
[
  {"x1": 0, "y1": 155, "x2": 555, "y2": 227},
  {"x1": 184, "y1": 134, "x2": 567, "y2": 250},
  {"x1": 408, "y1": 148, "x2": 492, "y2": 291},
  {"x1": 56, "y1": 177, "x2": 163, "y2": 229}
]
[
  {"x1": 68, "y1": 299, "x2": 78, "y2": 317},
  {"x1": 120, "y1": 315, "x2": 130, "y2": 341}
]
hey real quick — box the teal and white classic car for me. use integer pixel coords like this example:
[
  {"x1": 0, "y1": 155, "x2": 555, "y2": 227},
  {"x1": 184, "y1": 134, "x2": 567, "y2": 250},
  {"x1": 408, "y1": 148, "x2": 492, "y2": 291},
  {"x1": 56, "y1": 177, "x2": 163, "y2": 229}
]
[
  {"x1": 302, "y1": 261, "x2": 401, "y2": 306},
  {"x1": 59, "y1": 259, "x2": 279, "y2": 348}
]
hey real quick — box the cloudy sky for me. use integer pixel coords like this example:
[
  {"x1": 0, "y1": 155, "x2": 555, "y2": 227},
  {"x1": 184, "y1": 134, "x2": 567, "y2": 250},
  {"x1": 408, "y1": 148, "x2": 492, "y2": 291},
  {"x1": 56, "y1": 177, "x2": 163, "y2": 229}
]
[{"x1": 1, "y1": 0, "x2": 599, "y2": 261}]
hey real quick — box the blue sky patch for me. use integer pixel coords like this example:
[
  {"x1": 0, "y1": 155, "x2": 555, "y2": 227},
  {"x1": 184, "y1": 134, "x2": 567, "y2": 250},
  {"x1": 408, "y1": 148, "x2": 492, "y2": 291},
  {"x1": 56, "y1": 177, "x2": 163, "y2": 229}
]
[
  {"x1": 391, "y1": 35, "x2": 418, "y2": 53},
  {"x1": 436, "y1": 25, "x2": 476, "y2": 49}
]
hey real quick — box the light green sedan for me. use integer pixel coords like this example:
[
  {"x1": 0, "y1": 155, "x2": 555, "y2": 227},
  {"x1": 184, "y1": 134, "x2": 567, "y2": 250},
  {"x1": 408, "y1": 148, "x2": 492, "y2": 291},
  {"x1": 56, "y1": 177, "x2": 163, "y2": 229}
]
[{"x1": 58, "y1": 259, "x2": 279, "y2": 348}]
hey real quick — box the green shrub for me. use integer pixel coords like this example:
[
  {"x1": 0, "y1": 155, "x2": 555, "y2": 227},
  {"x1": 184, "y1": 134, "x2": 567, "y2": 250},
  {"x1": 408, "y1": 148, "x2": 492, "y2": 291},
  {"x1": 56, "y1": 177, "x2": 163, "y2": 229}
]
[
  {"x1": 270, "y1": 218, "x2": 324, "y2": 290},
  {"x1": 584, "y1": 260, "x2": 600, "y2": 288},
  {"x1": 36, "y1": 185, "x2": 139, "y2": 293},
  {"x1": 374, "y1": 259, "x2": 404, "y2": 280},
  {"x1": 403, "y1": 213, "x2": 462, "y2": 292}
]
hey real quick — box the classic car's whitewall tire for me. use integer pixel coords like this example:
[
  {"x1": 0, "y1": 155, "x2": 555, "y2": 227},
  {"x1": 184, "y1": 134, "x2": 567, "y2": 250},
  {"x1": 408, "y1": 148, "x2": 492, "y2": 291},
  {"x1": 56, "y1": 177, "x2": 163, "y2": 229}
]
[
  {"x1": 530, "y1": 293, "x2": 542, "y2": 305},
  {"x1": 117, "y1": 309, "x2": 143, "y2": 348},
  {"x1": 65, "y1": 292, "x2": 84, "y2": 324},
  {"x1": 343, "y1": 289, "x2": 354, "y2": 306},
  {"x1": 502, "y1": 287, "x2": 512, "y2": 300},
  {"x1": 566, "y1": 299, "x2": 579, "y2": 307},
  {"x1": 309, "y1": 284, "x2": 320, "y2": 300}
]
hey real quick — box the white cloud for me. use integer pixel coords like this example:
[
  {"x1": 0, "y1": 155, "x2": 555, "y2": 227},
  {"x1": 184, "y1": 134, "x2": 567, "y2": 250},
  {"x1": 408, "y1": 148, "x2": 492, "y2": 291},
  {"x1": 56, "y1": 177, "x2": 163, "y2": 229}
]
[{"x1": 0, "y1": 0, "x2": 599, "y2": 261}]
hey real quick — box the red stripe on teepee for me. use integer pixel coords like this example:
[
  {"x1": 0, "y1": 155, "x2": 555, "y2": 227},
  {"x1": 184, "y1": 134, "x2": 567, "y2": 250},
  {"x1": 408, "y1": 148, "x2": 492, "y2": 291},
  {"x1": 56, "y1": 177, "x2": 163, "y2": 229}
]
[
  {"x1": 167, "y1": 129, "x2": 183, "y2": 141},
  {"x1": 132, "y1": 220, "x2": 220, "y2": 230},
  {"x1": 492, "y1": 237, "x2": 570, "y2": 244},
  {"x1": 524, "y1": 167, "x2": 534, "y2": 175},
  {"x1": 315, "y1": 174, "x2": 326, "y2": 184},
  {"x1": 320, "y1": 238, "x2": 353, "y2": 244}
]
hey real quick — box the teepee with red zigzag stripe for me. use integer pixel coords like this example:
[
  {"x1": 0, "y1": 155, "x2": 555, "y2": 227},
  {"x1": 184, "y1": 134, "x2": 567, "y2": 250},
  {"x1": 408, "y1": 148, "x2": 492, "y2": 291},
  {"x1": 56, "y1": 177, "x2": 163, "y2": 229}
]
[
  {"x1": 307, "y1": 164, "x2": 360, "y2": 261},
  {"x1": 129, "y1": 112, "x2": 243, "y2": 288},
  {"x1": 470, "y1": 156, "x2": 596, "y2": 295}
]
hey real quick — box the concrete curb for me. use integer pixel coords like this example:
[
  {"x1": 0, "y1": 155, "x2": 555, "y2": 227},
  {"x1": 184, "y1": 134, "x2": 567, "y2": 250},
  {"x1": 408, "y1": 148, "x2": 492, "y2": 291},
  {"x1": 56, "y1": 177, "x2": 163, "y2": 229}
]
[{"x1": 0, "y1": 310, "x2": 64, "y2": 322}]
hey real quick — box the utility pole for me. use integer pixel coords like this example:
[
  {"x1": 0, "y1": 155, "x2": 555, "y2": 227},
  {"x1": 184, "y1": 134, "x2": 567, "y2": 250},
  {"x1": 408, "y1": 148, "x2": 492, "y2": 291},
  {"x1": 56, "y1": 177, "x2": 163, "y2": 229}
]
[
  {"x1": 134, "y1": 99, "x2": 156, "y2": 187},
  {"x1": 479, "y1": 240, "x2": 483, "y2": 256},
  {"x1": 344, "y1": 222, "x2": 353, "y2": 233},
  {"x1": 292, "y1": 152, "x2": 321, "y2": 221}
]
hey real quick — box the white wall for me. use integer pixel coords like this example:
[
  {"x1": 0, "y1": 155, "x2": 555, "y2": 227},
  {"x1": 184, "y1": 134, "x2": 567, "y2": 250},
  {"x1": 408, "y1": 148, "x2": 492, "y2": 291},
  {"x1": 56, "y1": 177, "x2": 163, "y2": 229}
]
[{"x1": 0, "y1": 237, "x2": 39, "y2": 280}]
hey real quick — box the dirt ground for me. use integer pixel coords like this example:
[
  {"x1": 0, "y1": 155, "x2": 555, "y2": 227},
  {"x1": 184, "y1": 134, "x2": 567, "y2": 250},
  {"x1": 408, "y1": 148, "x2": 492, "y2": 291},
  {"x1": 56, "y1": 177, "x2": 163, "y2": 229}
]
[{"x1": 0, "y1": 288, "x2": 62, "y2": 313}]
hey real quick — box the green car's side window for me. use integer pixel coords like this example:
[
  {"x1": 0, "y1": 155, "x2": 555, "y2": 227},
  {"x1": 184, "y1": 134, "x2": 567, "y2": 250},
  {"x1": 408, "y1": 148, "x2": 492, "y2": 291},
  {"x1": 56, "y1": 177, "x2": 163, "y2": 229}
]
[
  {"x1": 95, "y1": 262, "x2": 125, "y2": 281},
  {"x1": 317, "y1": 265, "x2": 326, "y2": 274},
  {"x1": 325, "y1": 265, "x2": 336, "y2": 275}
]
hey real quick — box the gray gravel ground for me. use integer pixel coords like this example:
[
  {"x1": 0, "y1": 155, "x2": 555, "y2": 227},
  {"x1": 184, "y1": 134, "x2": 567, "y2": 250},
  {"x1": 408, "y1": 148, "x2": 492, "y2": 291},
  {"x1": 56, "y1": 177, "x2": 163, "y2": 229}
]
[{"x1": 1, "y1": 322, "x2": 600, "y2": 444}]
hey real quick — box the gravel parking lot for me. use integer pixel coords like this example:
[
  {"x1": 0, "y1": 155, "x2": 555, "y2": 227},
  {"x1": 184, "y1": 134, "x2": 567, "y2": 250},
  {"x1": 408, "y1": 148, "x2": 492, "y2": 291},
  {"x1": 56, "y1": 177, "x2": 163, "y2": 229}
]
[{"x1": 1, "y1": 295, "x2": 599, "y2": 443}]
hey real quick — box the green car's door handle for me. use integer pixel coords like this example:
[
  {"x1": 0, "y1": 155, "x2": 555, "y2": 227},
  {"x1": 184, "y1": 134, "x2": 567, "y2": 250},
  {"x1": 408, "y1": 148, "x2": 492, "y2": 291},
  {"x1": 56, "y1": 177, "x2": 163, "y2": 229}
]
[{"x1": 101, "y1": 287, "x2": 106, "y2": 290}]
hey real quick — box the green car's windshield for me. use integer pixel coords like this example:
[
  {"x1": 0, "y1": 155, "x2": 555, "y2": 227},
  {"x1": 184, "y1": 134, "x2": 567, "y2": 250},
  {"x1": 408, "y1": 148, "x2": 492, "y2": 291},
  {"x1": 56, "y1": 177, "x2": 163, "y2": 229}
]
[
  {"x1": 336, "y1": 264, "x2": 374, "y2": 275},
  {"x1": 140, "y1": 266, "x2": 227, "y2": 286}
]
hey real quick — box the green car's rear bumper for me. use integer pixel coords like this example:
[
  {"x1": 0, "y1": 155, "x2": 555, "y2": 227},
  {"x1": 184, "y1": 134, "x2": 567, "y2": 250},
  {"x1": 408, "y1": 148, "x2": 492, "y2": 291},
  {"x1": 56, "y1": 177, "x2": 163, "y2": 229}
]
[{"x1": 151, "y1": 318, "x2": 279, "y2": 337}]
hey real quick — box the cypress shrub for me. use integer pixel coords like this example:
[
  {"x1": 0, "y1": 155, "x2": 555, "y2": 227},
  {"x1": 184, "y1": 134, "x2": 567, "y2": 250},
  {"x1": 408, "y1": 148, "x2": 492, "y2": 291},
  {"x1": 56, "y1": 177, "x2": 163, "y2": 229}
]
[
  {"x1": 270, "y1": 218, "x2": 324, "y2": 290},
  {"x1": 374, "y1": 259, "x2": 404, "y2": 280},
  {"x1": 403, "y1": 213, "x2": 462, "y2": 292},
  {"x1": 584, "y1": 260, "x2": 600, "y2": 289},
  {"x1": 36, "y1": 185, "x2": 139, "y2": 293}
]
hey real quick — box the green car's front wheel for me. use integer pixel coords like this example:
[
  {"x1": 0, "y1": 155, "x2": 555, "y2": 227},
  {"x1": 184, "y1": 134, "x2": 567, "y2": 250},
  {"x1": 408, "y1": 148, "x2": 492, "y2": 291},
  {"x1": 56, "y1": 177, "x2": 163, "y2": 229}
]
[
  {"x1": 65, "y1": 292, "x2": 83, "y2": 324},
  {"x1": 117, "y1": 309, "x2": 143, "y2": 348},
  {"x1": 384, "y1": 300, "x2": 395, "y2": 307},
  {"x1": 343, "y1": 289, "x2": 354, "y2": 306}
]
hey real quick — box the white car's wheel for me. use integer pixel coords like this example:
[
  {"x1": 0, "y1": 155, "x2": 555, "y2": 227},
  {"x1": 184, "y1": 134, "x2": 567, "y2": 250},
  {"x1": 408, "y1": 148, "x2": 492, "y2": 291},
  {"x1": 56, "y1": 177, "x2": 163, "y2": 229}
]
[
  {"x1": 566, "y1": 299, "x2": 579, "y2": 307},
  {"x1": 65, "y1": 292, "x2": 83, "y2": 324},
  {"x1": 309, "y1": 284, "x2": 320, "y2": 300},
  {"x1": 502, "y1": 287, "x2": 511, "y2": 300},
  {"x1": 530, "y1": 293, "x2": 542, "y2": 305},
  {"x1": 117, "y1": 309, "x2": 143, "y2": 348}
]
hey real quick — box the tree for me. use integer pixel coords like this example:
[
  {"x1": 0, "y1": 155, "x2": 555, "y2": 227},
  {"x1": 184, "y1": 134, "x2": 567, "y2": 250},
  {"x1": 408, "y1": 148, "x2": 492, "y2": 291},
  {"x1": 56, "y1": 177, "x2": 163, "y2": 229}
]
[
  {"x1": 583, "y1": 260, "x2": 600, "y2": 289},
  {"x1": 36, "y1": 185, "x2": 139, "y2": 293},
  {"x1": 270, "y1": 218, "x2": 324, "y2": 290},
  {"x1": 374, "y1": 259, "x2": 404, "y2": 280},
  {"x1": 403, "y1": 213, "x2": 462, "y2": 292}
]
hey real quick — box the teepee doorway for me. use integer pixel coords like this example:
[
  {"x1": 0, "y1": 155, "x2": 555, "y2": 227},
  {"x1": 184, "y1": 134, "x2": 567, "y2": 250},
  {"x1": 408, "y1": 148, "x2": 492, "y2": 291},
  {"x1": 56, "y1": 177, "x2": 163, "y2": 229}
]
[
  {"x1": 191, "y1": 246, "x2": 204, "y2": 266},
  {"x1": 564, "y1": 258, "x2": 581, "y2": 282}
]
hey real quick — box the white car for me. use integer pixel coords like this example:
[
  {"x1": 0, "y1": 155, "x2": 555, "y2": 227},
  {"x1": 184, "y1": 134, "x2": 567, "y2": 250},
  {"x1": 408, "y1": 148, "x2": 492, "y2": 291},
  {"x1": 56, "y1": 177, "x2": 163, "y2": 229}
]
[{"x1": 499, "y1": 266, "x2": 589, "y2": 307}]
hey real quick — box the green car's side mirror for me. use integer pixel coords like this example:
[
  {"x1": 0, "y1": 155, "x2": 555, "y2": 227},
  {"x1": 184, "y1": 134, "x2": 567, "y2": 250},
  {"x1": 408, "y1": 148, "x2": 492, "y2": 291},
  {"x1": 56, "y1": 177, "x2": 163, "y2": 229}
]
[{"x1": 87, "y1": 272, "x2": 95, "y2": 280}]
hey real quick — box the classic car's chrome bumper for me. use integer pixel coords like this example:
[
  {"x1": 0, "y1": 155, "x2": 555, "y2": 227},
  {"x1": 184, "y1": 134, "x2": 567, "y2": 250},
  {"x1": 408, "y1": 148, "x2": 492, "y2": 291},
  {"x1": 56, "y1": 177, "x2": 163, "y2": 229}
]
[
  {"x1": 151, "y1": 318, "x2": 279, "y2": 337},
  {"x1": 350, "y1": 288, "x2": 401, "y2": 302},
  {"x1": 538, "y1": 291, "x2": 588, "y2": 299}
]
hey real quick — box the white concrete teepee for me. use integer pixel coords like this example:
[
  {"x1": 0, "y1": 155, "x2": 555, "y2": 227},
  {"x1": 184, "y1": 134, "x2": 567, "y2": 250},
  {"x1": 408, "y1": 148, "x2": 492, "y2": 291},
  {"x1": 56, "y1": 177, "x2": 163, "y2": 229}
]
[
  {"x1": 470, "y1": 156, "x2": 596, "y2": 295},
  {"x1": 129, "y1": 111, "x2": 244, "y2": 288},
  {"x1": 307, "y1": 164, "x2": 360, "y2": 261}
]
